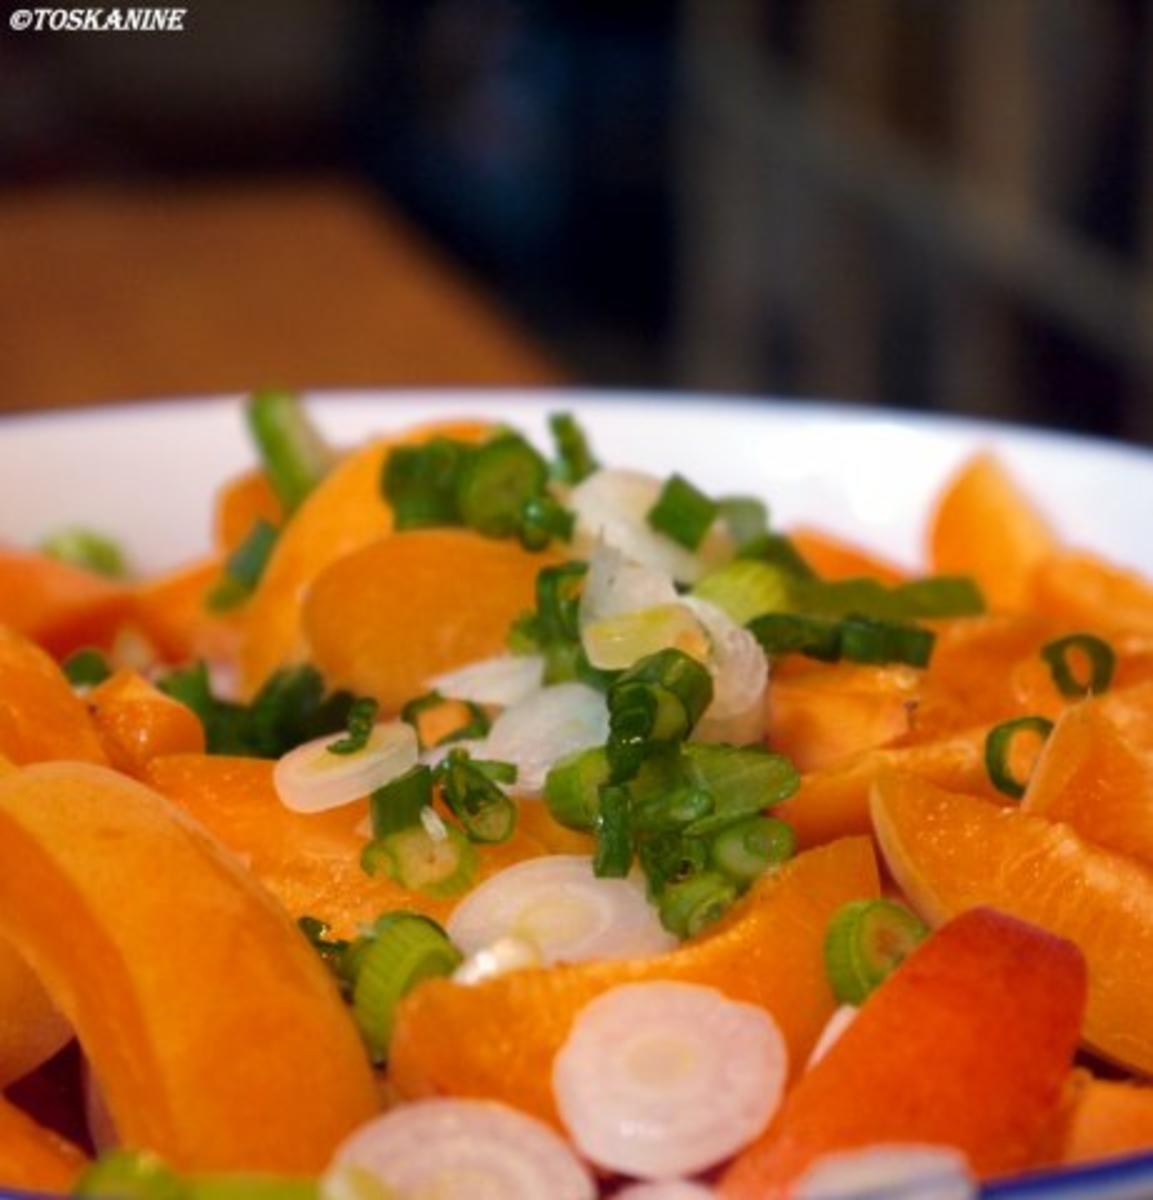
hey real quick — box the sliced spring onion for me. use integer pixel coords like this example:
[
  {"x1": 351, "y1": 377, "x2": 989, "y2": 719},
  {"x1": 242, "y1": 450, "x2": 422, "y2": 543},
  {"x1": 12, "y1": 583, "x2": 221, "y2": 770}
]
[
  {"x1": 368, "y1": 764, "x2": 434, "y2": 837},
  {"x1": 436, "y1": 748, "x2": 517, "y2": 844},
  {"x1": 206, "y1": 518, "x2": 280, "y2": 611},
  {"x1": 823, "y1": 899, "x2": 929, "y2": 1006},
  {"x1": 246, "y1": 390, "x2": 333, "y2": 513},
  {"x1": 63, "y1": 647, "x2": 112, "y2": 688},
  {"x1": 1041, "y1": 632, "x2": 1116, "y2": 698},
  {"x1": 805, "y1": 1004, "x2": 858, "y2": 1071},
  {"x1": 792, "y1": 575, "x2": 985, "y2": 621},
  {"x1": 691, "y1": 559, "x2": 792, "y2": 626},
  {"x1": 710, "y1": 816, "x2": 795, "y2": 886},
  {"x1": 646, "y1": 474, "x2": 719, "y2": 551},
  {"x1": 452, "y1": 934, "x2": 542, "y2": 985},
  {"x1": 737, "y1": 531, "x2": 816, "y2": 578},
  {"x1": 549, "y1": 411, "x2": 599, "y2": 484},
  {"x1": 519, "y1": 493, "x2": 576, "y2": 550},
  {"x1": 327, "y1": 697, "x2": 379, "y2": 756},
  {"x1": 593, "y1": 784, "x2": 634, "y2": 877},
  {"x1": 579, "y1": 540, "x2": 680, "y2": 626},
  {"x1": 40, "y1": 526, "x2": 127, "y2": 578},
  {"x1": 243, "y1": 665, "x2": 353, "y2": 759},
  {"x1": 382, "y1": 437, "x2": 471, "y2": 530},
  {"x1": 636, "y1": 831, "x2": 709, "y2": 900},
  {"x1": 456, "y1": 433, "x2": 549, "y2": 538},
  {"x1": 333, "y1": 1098, "x2": 595, "y2": 1200},
  {"x1": 399, "y1": 690, "x2": 491, "y2": 750},
  {"x1": 985, "y1": 715, "x2": 1055, "y2": 799},
  {"x1": 716, "y1": 496, "x2": 770, "y2": 550},
  {"x1": 657, "y1": 871, "x2": 738, "y2": 939},
  {"x1": 364, "y1": 823, "x2": 476, "y2": 898},
  {"x1": 631, "y1": 786, "x2": 713, "y2": 834},
  {"x1": 681, "y1": 744, "x2": 800, "y2": 836},
  {"x1": 606, "y1": 649, "x2": 714, "y2": 780},
  {"x1": 838, "y1": 615, "x2": 935, "y2": 668},
  {"x1": 791, "y1": 1145, "x2": 976, "y2": 1200},
  {"x1": 429, "y1": 654, "x2": 544, "y2": 708},
  {"x1": 446, "y1": 855, "x2": 675, "y2": 964},
  {"x1": 350, "y1": 913, "x2": 461, "y2": 1062},
  {"x1": 683, "y1": 597, "x2": 768, "y2": 722},
  {"x1": 747, "y1": 612, "x2": 842, "y2": 662},
  {"x1": 544, "y1": 745, "x2": 611, "y2": 831},
  {"x1": 552, "y1": 981, "x2": 788, "y2": 1179},
  {"x1": 274, "y1": 722, "x2": 418, "y2": 813},
  {"x1": 297, "y1": 915, "x2": 351, "y2": 980}
]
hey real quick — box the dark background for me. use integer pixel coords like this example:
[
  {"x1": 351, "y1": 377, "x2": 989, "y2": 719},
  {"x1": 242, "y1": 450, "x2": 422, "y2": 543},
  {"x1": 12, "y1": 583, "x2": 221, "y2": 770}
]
[{"x1": 2, "y1": 0, "x2": 1151, "y2": 443}]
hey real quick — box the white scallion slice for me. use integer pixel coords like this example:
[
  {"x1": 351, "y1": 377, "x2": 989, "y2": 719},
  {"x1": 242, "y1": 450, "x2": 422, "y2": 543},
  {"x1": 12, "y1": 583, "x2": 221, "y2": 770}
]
[
  {"x1": 273, "y1": 721, "x2": 418, "y2": 814},
  {"x1": 332, "y1": 1098, "x2": 595, "y2": 1200},
  {"x1": 580, "y1": 540, "x2": 679, "y2": 625},
  {"x1": 583, "y1": 604, "x2": 709, "y2": 672},
  {"x1": 805, "y1": 1004, "x2": 858, "y2": 1071},
  {"x1": 791, "y1": 1145, "x2": 976, "y2": 1200},
  {"x1": 614, "y1": 1184, "x2": 717, "y2": 1200},
  {"x1": 452, "y1": 934, "x2": 543, "y2": 985},
  {"x1": 480, "y1": 682, "x2": 609, "y2": 796},
  {"x1": 553, "y1": 981, "x2": 787, "y2": 1179},
  {"x1": 684, "y1": 597, "x2": 768, "y2": 724},
  {"x1": 430, "y1": 654, "x2": 545, "y2": 707},
  {"x1": 447, "y1": 855, "x2": 676, "y2": 965}
]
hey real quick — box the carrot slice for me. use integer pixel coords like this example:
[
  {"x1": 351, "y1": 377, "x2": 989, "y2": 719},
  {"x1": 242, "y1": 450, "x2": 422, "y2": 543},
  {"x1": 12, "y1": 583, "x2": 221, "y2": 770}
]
[
  {"x1": 720, "y1": 908, "x2": 1086, "y2": 1195},
  {"x1": 928, "y1": 452, "x2": 1057, "y2": 612},
  {"x1": 87, "y1": 669, "x2": 206, "y2": 777},
  {"x1": 131, "y1": 557, "x2": 242, "y2": 665},
  {"x1": 1057, "y1": 1077, "x2": 1153, "y2": 1164},
  {"x1": 788, "y1": 527, "x2": 908, "y2": 584},
  {"x1": 0, "y1": 1095, "x2": 87, "y2": 1193},
  {"x1": 214, "y1": 469, "x2": 283, "y2": 554},
  {"x1": 1031, "y1": 550, "x2": 1153, "y2": 637}
]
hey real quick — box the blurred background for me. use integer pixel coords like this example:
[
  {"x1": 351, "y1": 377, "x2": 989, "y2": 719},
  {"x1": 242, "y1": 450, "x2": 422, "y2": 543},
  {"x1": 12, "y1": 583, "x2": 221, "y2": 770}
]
[{"x1": 1, "y1": 0, "x2": 1151, "y2": 443}]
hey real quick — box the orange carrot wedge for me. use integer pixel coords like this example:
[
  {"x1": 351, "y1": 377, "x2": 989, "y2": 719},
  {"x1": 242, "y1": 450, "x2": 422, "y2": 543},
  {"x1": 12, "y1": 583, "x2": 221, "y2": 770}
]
[
  {"x1": 720, "y1": 908, "x2": 1086, "y2": 1196},
  {"x1": 214, "y1": 469, "x2": 283, "y2": 554},
  {"x1": 1058, "y1": 1077, "x2": 1153, "y2": 1164},
  {"x1": 304, "y1": 530, "x2": 555, "y2": 714},
  {"x1": 0, "y1": 1095, "x2": 88, "y2": 1193},
  {"x1": 131, "y1": 557, "x2": 243, "y2": 665},
  {"x1": 787, "y1": 527, "x2": 908, "y2": 585},
  {"x1": 1031, "y1": 550, "x2": 1153, "y2": 637},
  {"x1": 929, "y1": 452, "x2": 1057, "y2": 612},
  {"x1": 87, "y1": 669, "x2": 206, "y2": 777}
]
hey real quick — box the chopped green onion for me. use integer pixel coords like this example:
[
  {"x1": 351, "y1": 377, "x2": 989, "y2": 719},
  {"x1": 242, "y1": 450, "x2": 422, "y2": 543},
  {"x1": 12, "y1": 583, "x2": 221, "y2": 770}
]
[
  {"x1": 646, "y1": 473, "x2": 719, "y2": 551},
  {"x1": 243, "y1": 665, "x2": 328, "y2": 758},
  {"x1": 692, "y1": 559, "x2": 793, "y2": 625},
  {"x1": 606, "y1": 648, "x2": 714, "y2": 780},
  {"x1": 62, "y1": 647, "x2": 112, "y2": 688},
  {"x1": 824, "y1": 898, "x2": 929, "y2": 1005},
  {"x1": 737, "y1": 532, "x2": 817, "y2": 578},
  {"x1": 593, "y1": 784, "x2": 634, "y2": 877},
  {"x1": 326, "y1": 697, "x2": 379, "y2": 756},
  {"x1": 710, "y1": 816, "x2": 794, "y2": 886},
  {"x1": 206, "y1": 519, "x2": 280, "y2": 612},
  {"x1": 535, "y1": 561, "x2": 587, "y2": 643},
  {"x1": 681, "y1": 744, "x2": 800, "y2": 835},
  {"x1": 351, "y1": 912, "x2": 461, "y2": 1062},
  {"x1": 456, "y1": 433, "x2": 549, "y2": 538},
  {"x1": 748, "y1": 612, "x2": 842, "y2": 662},
  {"x1": 40, "y1": 526, "x2": 127, "y2": 579},
  {"x1": 544, "y1": 746, "x2": 611, "y2": 831},
  {"x1": 364, "y1": 823, "x2": 476, "y2": 898},
  {"x1": 792, "y1": 576, "x2": 985, "y2": 621},
  {"x1": 1041, "y1": 633, "x2": 1116, "y2": 698},
  {"x1": 716, "y1": 496, "x2": 770, "y2": 549},
  {"x1": 369, "y1": 765, "x2": 434, "y2": 837},
  {"x1": 658, "y1": 871, "x2": 737, "y2": 939},
  {"x1": 549, "y1": 411, "x2": 598, "y2": 484},
  {"x1": 246, "y1": 390, "x2": 333, "y2": 513},
  {"x1": 839, "y1": 614, "x2": 935, "y2": 668},
  {"x1": 399, "y1": 690, "x2": 491, "y2": 750},
  {"x1": 297, "y1": 915, "x2": 350, "y2": 982},
  {"x1": 631, "y1": 786, "x2": 713, "y2": 834},
  {"x1": 436, "y1": 748, "x2": 517, "y2": 844},
  {"x1": 888, "y1": 576, "x2": 985, "y2": 618},
  {"x1": 519, "y1": 493, "x2": 576, "y2": 551},
  {"x1": 383, "y1": 437, "x2": 471, "y2": 530},
  {"x1": 636, "y1": 831, "x2": 709, "y2": 900},
  {"x1": 985, "y1": 715, "x2": 1055, "y2": 799}
]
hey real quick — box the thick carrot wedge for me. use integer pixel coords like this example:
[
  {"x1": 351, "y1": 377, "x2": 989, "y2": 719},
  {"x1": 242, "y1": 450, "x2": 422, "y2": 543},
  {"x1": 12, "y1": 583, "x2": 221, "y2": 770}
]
[
  {"x1": 214, "y1": 469, "x2": 283, "y2": 554},
  {"x1": 131, "y1": 557, "x2": 242, "y2": 665},
  {"x1": 1031, "y1": 550, "x2": 1153, "y2": 637},
  {"x1": 0, "y1": 1095, "x2": 87, "y2": 1193},
  {"x1": 390, "y1": 838, "x2": 879, "y2": 1128},
  {"x1": 87, "y1": 669, "x2": 206, "y2": 777},
  {"x1": 0, "y1": 762, "x2": 379, "y2": 1171},
  {"x1": 304, "y1": 530, "x2": 555, "y2": 714},
  {"x1": 720, "y1": 908, "x2": 1086, "y2": 1196},
  {"x1": 929, "y1": 452, "x2": 1057, "y2": 612},
  {"x1": 787, "y1": 527, "x2": 908, "y2": 584},
  {"x1": 1058, "y1": 1077, "x2": 1153, "y2": 1164}
]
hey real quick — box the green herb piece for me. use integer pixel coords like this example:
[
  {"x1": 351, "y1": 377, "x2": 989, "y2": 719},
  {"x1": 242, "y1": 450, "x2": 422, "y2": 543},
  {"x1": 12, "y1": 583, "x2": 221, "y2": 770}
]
[
  {"x1": 544, "y1": 746, "x2": 611, "y2": 831},
  {"x1": 839, "y1": 614, "x2": 936, "y2": 668},
  {"x1": 710, "y1": 816, "x2": 795, "y2": 886},
  {"x1": 206, "y1": 519, "x2": 280, "y2": 612},
  {"x1": 456, "y1": 433, "x2": 549, "y2": 538},
  {"x1": 41, "y1": 526, "x2": 127, "y2": 579},
  {"x1": 824, "y1": 898, "x2": 929, "y2": 1005},
  {"x1": 748, "y1": 612, "x2": 843, "y2": 662},
  {"x1": 351, "y1": 912, "x2": 462, "y2": 1062},
  {"x1": 692, "y1": 559, "x2": 793, "y2": 625},
  {"x1": 246, "y1": 390, "x2": 333, "y2": 513},
  {"x1": 985, "y1": 715, "x2": 1055, "y2": 799},
  {"x1": 792, "y1": 575, "x2": 985, "y2": 621},
  {"x1": 383, "y1": 437, "x2": 472, "y2": 530},
  {"x1": 326, "y1": 697, "x2": 379, "y2": 756},
  {"x1": 369, "y1": 765, "x2": 435, "y2": 838},
  {"x1": 593, "y1": 783, "x2": 634, "y2": 877},
  {"x1": 436, "y1": 748, "x2": 518, "y2": 844},
  {"x1": 1041, "y1": 633, "x2": 1116, "y2": 698},
  {"x1": 658, "y1": 871, "x2": 738, "y2": 939},
  {"x1": 646, "y1": 473, "x2": 718, "y2": 551},
  {"x1": 399, "y1": 690, "x2": 490, "y2": 751},
  {"x1": 549, "y1": 411, "x2": 599, "y2": 484},
  {"x1": 682, "y1": 744, "x2": 800, "y2": 835},
  {"x1": 716, "y1": 496, "x2": 770, "y2": 549},
  {"x1": 365, "y1": 823, "x2": 476, "y2": 898},
  {"x1": 74, "y1": 1149, "x2": 186, "y2": 1198},
  {"x1": 519, "y1": 493, "x2": 576, "y2": 551},
  {"x1": 62, "y1": 647, "x2": 112, "y2": 688},
  {"x1": 636, "y1": 831, "x2": 709, "y2": 900},
  {"x1": 737, "y1": 531, "x2": 817, "y2": 578},
  {"x1": 509, "y1": 561, "x2": 612, "y2": 688},
  {"x1": 631, "y1": 786, "x2": 713, "y2": 834},
  {"x1": 297, "y1": 916, "x2": 351, "y2": 985}
]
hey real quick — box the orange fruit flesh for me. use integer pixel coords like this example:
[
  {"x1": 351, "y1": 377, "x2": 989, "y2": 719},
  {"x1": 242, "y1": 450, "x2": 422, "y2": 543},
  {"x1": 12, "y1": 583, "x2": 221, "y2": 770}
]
[
  {"x1": 0, "y1": 1094, "x2": 88, "y2": 1193},
  {"x1": 1031, "y1": 550, "x2": 1153, "y2": 636},
  {"x1": 1057, "y1": 1077, "x2": 1153, "y2": 1164},
  {"x1": 214, "y1": 469, "x2": 283, "y2": 555},
  {"x1": 389, "y1": 837, "x2": 879, "y2": 1128},
  {"x1": 88, "y1": 669, "x2": 206, "y2": 778},
  {"x1": 785, "y1": 527, "x2": 908, "y2": 584},
  {"x1": 130, "y1": 557, "x2": 243, "y2": 666}
]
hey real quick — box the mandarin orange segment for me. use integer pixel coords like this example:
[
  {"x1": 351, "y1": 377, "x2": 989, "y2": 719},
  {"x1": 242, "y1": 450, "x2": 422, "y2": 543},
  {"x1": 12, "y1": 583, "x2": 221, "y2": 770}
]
[
  {"x1": 0, "y1": 1095, "x2": 88, "y2": 1193},
  {"x1": 0, "y1": 761, "x2": 379, "y2": 1171},
  {"x1": 131, "y1": 557, "x2": 243, "y2": 665},
  {"x1": 389, "y1": 837, "x2": 879, "y2": 1128},
  {"x1": 304, "y1": 530, "x2": 555, "y2": 714},
  {"x1": 720, "y1": 908, "x2": 1086, "y2": 1196},
  {"x1": 240, "y1": 419, "x2": 492, "y2": 694},
  {"x1": 214, "y1": 469, "x2": 283, "y2": 554},
  {"x1": 143, "y1": 753, "x2": 546, "y2": 938},
  {"x1": 787, "y1": 527, "x2": 908, "y2": 584},
  {"x1": 1031, "y1": 550, "x2": 1153, "y2": 636},
  {"x1": 1057, "y1": 1077, "x2": 1153, "y2": 1164},
  {"x1": 87, "y1": 669, "x2": 206, "y2": 777},
  {"x1": 1101, "y1": 680, "x2": 1153, "y2": 753},
  {"x1": 928, "y1": 451, "x2": 1057, "y2": 611},
  {"x1": 872, "y1": 770, "x2": 1153, "y2": 1074}
]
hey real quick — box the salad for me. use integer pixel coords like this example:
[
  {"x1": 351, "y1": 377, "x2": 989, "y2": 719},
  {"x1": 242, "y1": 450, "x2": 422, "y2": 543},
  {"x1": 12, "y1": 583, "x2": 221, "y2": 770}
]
[{"x1": 0, "y1": 394, "x2": 1151, "y2": 1199}]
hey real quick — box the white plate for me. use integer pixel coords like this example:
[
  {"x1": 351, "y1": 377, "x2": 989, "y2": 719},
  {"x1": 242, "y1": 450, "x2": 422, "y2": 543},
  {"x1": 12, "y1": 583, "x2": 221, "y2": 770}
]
[{"x1": 2, "y1": 389, "x2": 1152, "y2": 577}]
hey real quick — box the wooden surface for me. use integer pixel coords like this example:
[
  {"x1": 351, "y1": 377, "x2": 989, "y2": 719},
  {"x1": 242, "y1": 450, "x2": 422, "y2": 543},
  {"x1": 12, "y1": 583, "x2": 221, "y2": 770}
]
[{"x1": 0, "y1": 181, "x2": 563, "y2": 412}]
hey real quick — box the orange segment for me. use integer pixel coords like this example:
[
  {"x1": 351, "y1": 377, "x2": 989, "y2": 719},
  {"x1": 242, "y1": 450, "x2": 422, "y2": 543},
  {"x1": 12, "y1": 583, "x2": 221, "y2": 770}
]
[
  {"x1": 214, "y1": 469, "x2": 283, "y2": 554},
  {"x1": 304, "y1": 530, "x2": 555, "y2": 714},
  {"x1": 0, "y1": 1095, "x2": 88, "y2": 1193},
  {"x1": 0, "y1": 761, "x2": 379, "y2": 1171},
  {"x1": 389, "y1": 837, "x2": 879, "y2": 1128},
  {"x1": 131, "y1": 557, "x2": 243, "y2": 665},
  {"x1": 928, "y1": 452, "x2": 1057, "y2": 612},
  {"x1": 143, "y1": 753, "x2": 546, "y2": 939},
  {"x1": 720, "y1": 908, "x2": 1086, "y2": 1196},
  {"x1": 240, "y1": 419, "x2": 492, "y2": 694},
  {"x1": 787, "y1": 527, "x2": 908, "y2": 584},
  {"x1": 1031, "y1": 550, "x2": 1153, "y2": 636},
  {"x1": 1057, "y1": 1077, "x2": 1153, "y2": 1164},
  {"x1": 872, "y1": 770, "x2": 1153, "y2": 1075},
  {"x1": 87, "y1": 669, "x2": 206, "y2": 777}
]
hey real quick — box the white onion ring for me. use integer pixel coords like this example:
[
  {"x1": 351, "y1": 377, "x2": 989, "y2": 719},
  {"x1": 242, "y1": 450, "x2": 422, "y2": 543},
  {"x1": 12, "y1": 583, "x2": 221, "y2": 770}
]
[
  {"x1": 430, "y1": 654, "x2": 545, "y2": 707},
  {"x1": 791, "y1": 1145, "x2": 976, "y2": 1200}
]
